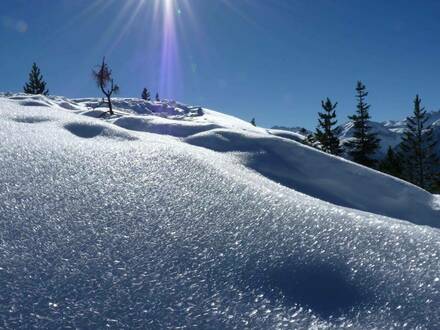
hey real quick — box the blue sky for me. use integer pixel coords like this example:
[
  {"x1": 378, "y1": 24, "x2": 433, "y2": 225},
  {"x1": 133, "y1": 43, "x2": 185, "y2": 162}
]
[{"x1": 1, "y1": 0, "x2": 440, "y2": 129}]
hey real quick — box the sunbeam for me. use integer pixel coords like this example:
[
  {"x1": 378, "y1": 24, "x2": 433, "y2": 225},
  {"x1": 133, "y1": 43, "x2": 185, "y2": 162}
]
[
  {"x1": 157, "y1": 0, "x2": 182, "y2": 98},
  {"x1": 52, "y1": 0, "x2": 252, "y2": 100},
  {"x1": 104, "y1": 0, "x2": 187, "y2": 99}
]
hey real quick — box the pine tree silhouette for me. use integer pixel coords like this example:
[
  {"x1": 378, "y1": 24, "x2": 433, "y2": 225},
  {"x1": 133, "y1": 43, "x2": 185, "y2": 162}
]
[
  {"x1": 141, "y1": 88, "x2": 151, "y2": 101},
  {"x1": 155, "y1": 92, "x2": 160, "y2": 102},
  {"x1": 23, "y1": 63, "x2": 49, "y2": 95},
  {"x1": 92, "y1": 57, "x2": 119, "y2": 115},
  {"x1": 346, "y1": 81, "x2": 380, "y2": 167},
  {"x1": 250, "y1": 118, "x2": 256, "y2": 126},
  {"x1": 379, "y1": 146, "x2": 403, "y2": 178},
  {"x1": 399, "y1": 95, "x2": 439, "y2": 190},
  {"x1": 314, "y1": 98, "x2": 342, "y2": 155}
]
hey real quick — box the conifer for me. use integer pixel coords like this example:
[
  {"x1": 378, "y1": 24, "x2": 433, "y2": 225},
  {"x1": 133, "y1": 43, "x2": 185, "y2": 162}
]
[
  {"x1": 399, "y1": 95, "x2": 439, "y2": 190},
  {"x1": 346, "y1": 81, "x2": 380, "y2": 167},
  {"x1": 314, "y1": 98, "x2": 342, "y2": 155},
  {"x1": 23, "y1": 63, "x2": 49, "y2": 95}
]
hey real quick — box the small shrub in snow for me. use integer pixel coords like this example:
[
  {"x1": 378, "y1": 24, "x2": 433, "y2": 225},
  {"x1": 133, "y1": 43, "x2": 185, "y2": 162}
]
[{"x1": 141, "y1": 88, "x2": 151, "y2": 101}]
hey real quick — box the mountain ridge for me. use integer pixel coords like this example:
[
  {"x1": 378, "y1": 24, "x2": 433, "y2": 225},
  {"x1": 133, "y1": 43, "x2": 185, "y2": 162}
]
[{"x1": 273, "y1": 110, "x2": 440, "y2": 157}]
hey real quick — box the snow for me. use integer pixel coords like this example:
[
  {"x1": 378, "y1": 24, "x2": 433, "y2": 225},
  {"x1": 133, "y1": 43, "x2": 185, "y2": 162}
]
[
  {"x1": 267, "y1": 129, "x2": 307, "y2": 143},
  {"x1": 1, "y1": 94, "x2": 440, "y2": 328},
  {"x1": 186, "y1": 129, "x2": 439, "y2": 227}
]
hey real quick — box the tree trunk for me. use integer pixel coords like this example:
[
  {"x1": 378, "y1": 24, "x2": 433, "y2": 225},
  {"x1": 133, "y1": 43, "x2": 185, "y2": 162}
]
[{"x1": 107, "y1": 94, "x2": 113, "y2": 115}]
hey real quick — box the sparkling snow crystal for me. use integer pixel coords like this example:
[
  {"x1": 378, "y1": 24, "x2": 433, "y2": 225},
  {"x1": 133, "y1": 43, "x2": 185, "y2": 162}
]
[{"x1": 0, "y1": 94, "x2": 439, "y2": 328}]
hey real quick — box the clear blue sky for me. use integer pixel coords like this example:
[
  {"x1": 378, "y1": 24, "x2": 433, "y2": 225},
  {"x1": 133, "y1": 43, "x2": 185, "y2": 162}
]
[{"x1": 1, "y1": 0, "x2": 440, "y2": 129}]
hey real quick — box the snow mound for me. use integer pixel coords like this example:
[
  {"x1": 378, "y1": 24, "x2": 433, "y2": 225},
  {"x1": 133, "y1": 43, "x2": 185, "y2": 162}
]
[
  {"x1": 268, "y1": 128, "x2": 307, "y2": 143},
  {"x1": 10, "y1": 115, "x2": 52, "y2": 123},
  {"x1": 64, "y1": 122, "x2": 138, "y2": 141},
  {"x1": 186, "y1": 128, "x2": 440, "y2": 227},
  {"x1": 113, "y1": 115, "x2": 222, "y2": 138},
  {"x1": 1, "y1": 95, "x2": 440, "y2": 328},
  {"x1": 73, "y1": 98, "x2": 200, "y2": 117},
  {"x1": 3, "y1": 93, "x2": 439, "y2": 227}
]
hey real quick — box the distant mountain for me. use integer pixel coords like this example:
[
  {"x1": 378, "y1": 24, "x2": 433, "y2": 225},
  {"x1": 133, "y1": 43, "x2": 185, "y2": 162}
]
[{"x1": 273, "y1": 110, "x2": 440, "y2": 158}]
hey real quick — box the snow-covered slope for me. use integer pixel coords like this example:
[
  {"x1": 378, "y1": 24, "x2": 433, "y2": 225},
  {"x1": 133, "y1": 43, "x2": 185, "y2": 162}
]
[
  {"x1": 2, "y1": 93, "x2": 439, "y2": 227},
  {"x1": 274, "y1": 110, "x2": 440, "y2": 158},
  {"x1": 67, "y1": 96, "x2": 440, "y2": 226},
  {"x1": 1, "y1": 94, "x2": 440, "y2": 328}
]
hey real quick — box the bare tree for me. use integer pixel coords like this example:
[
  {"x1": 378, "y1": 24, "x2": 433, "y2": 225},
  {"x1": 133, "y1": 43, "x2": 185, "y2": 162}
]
[{"x1": 92, "y1": 57, "x2": 119, "y2": 115}]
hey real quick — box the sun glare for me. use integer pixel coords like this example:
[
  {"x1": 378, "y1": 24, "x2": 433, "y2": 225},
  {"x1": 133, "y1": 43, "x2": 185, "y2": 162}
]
[
  {"x1": 63, "y1": 0, "x2": 199, "y2": 99},
  {"x1": 156, "y1": 0, "x2": 181, "y2": 98},
  {"x1": 88, "y1": 0, "x2": 187, "y2": 98}
]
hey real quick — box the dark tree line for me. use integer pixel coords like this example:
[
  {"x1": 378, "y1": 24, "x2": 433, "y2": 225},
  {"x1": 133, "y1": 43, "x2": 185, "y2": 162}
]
[
  {"x1": 313, "y1": 81, "x2": 379, "y2": 161},
  {"x1": 141, "y1": 89, "x2": 160, "y2": 102},
  {"x1": 380, "y1": 95, "x2": 439, "y2": 191},
  {"x1": 379, "y1": 147, "x2": 403, "y2": 179},
  {"x1": 312, "y1": 82, "x2": 439, "y2": 192}
]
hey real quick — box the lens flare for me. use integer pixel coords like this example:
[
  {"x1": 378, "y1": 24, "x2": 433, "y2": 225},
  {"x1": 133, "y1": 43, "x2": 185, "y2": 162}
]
[
  {"x1": 59, "y1": 0, "x2": 256, "y2": 100},
  {"x1": 157, "y1": 0, "x2": 181, "y2": 99}
]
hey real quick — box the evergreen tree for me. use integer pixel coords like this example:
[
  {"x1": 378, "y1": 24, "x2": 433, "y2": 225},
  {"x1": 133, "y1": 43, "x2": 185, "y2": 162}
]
[
  {"x1": 304, "y1": 133, "x2": 316, "y2": 147},
  {"x1": 299, "y1": 128, "x2": 308, "y2": 135},
  {"x1": 155, "y1": 92, "x2": 160, "y2": 102},
  {"x1": 399, "y1": 95, "x2": 439, "y2": 190},
  {"x1": 379, "y1": 146, "x2": 403, "y2": 178},
  {"x1": 141, "y1": 88, "x2": 151, "y2": 101},
  {"x1": 346, "y1": 81, "x2": 380, "y2": 167},
  {"x1": 250, "y1": 118, "x2": 256, "y2": 126},
  {"x1": 23, "y1": 63, "x2": 49, "y2": 95},
  {"x1": 432, "y1": 179, "x2": 440, "y2": 194},
  {"x1": 314, "y1": 98, "x2": 342, "y2": 155},
  {"x1": 92, "y1": 57, "x2": 119, "y2": 115}
]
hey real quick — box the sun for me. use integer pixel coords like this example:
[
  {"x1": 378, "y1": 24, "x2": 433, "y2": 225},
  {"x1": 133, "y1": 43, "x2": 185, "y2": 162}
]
[
  {"x1": 65, "y1": 0, "x2": 194, "y2": 98},
  {"x1": 127, "y1": 0, "x2": 190, "y2": 98}
]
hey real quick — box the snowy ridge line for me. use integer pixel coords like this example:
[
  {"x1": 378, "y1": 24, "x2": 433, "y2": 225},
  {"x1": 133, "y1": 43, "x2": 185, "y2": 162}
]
[{"x1": 1, "y1": 93, "x2": 439, "y2": 228}]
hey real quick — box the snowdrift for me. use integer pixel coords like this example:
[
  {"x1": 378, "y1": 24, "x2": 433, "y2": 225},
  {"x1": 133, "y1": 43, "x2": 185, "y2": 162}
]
[
  {"x1": 18, "y1": 93, "x2": 436, "y2": 228},
  {"x1": 1, "y1": 94, "x2": 440, "y2": 328},
  {"x1": 185, "y1": 129, "x2": 440, "y2": 227},
  {"x1": 26, "y1": 93, "x2": 438, "y2": 228}
]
